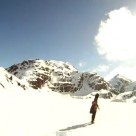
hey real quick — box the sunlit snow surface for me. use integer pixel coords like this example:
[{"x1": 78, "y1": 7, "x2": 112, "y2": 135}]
[{"x1": 0, "y1": 88, "x2": 135, "y2": 136}]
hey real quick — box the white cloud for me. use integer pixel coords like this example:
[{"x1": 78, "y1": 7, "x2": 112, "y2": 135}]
[
  {"x1": 95, "y1": 7, "x2": 136, "y2": 62},
  {"x1": 92, "y1": 64, "x2": 109, "y2": 73},
  {"x1": 94, "y1": 7, "x2": 136, "y2": 81}
]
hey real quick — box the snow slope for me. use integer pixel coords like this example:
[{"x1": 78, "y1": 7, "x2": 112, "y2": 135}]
[
  {"x1": 0, "y1": 88, "x2": 135, "y2": 136},
  {"x1": 0, "y1": 67, "x2": 28, "y2": 91}
]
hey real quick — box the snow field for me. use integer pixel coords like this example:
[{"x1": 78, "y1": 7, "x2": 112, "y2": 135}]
[{"x1": 0, "y1": 90, "x2": 135, "y2": 136}]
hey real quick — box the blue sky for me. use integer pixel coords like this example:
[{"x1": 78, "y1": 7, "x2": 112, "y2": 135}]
[{"x1": 1, "y1": 0, "x2": 136, "y2": 80}]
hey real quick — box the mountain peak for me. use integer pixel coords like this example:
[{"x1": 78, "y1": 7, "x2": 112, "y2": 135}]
[
  {"x1": 109, "y1": 74, "x2": 133, "y2": 93},
  {"x1": 113, "y1": 74, "x2": 132, "y2": 82},
  {"x1": 6, "y1": 59, "x2": 112, "y2": 97}
]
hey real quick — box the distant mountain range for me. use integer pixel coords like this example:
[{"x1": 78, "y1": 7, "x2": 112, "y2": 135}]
[
  {"x1": 0, "y1": 59, "x2": 136, "y2": 100},
  {"x1": 109, "y1": 74, "x2": 136, "y2": 102}
]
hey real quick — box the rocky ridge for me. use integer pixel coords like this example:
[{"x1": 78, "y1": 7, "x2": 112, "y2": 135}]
[{"x1": 6, "y1": 59, "x2": 113, "y2": 97}]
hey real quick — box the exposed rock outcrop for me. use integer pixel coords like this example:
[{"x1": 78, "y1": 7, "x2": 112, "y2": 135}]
[{"x1": 6, "y1": 59, "x2": 113, "y2": 97}]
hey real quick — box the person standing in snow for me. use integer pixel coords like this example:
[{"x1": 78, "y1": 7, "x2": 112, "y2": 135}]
[{"x1": 90, "y1": 93, "x2": 99, "y2": 123}]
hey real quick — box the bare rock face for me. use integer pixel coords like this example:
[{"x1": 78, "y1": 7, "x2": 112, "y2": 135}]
[
  {"x1": 94, "y1": 82, "x2": 108, "y2": 90},
  {"x1": 7, "y1": 59, "x2": 113, "y2": 96},
  {"x1": 28, "y1": 74, "x2": 50, "y2": 89}
]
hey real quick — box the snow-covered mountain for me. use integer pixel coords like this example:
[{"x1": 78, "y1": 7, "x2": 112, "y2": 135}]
[
  {"x1": 0, "y1": 67, "x2": 28, "y2": 91},
  {"x1": 3, "y1": 58, "x2": 136, "y2": 101},
  {"x1": 109, "y1": 74, "x2": 132, "y2": 93},
  {"x1": 109, "y1": 74, "x2": 136, "y2": 101},
  {"x1": 109, "y1": 74, "x2": 136, "y2": 93},
  {"x1": 6, "y1": 59, "x2": 113, "y2": 97}
]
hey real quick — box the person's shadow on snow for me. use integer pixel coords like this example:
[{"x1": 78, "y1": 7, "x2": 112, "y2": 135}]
[{"x1": 59, "y1": 122, "x2": 91, "y2": 131}]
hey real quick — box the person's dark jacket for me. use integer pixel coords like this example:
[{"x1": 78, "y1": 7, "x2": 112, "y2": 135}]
[{"x1": 90, "y1": 101, "x2": 99, "y2": 114}]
